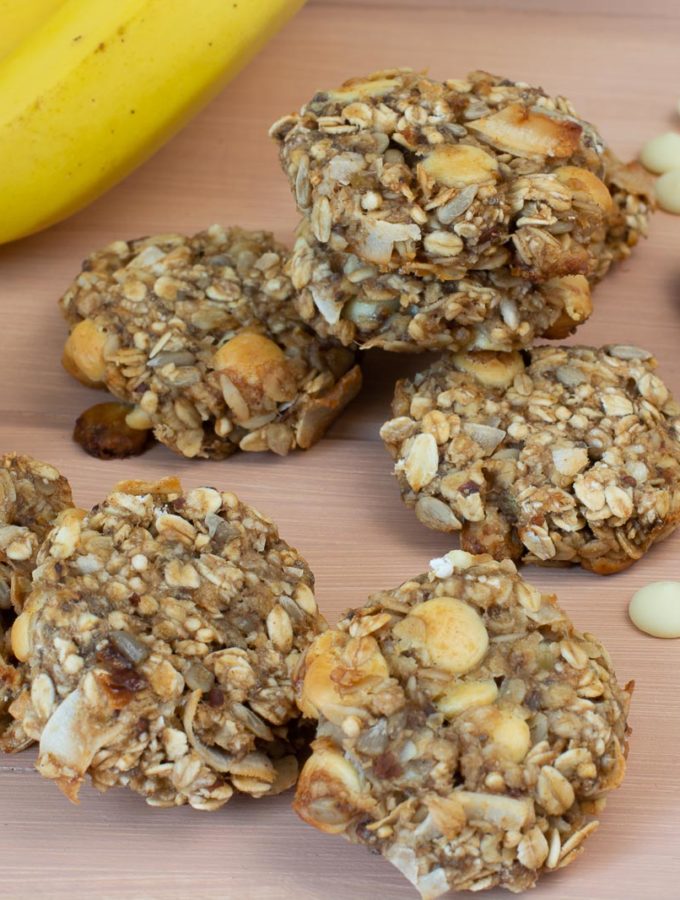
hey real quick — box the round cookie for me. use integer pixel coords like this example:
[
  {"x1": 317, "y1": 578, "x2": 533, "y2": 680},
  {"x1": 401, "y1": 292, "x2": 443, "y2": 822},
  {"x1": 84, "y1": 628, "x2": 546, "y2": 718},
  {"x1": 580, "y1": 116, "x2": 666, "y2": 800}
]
[
  {"x1": 0, "y1": 454, "x2": 73, "y2": 749},
  {"x1": 294, "y1": 550, "x2": 632, "y2": 897},
  {"x1": 380, "y1": 346, "x2": 680, "y2": 574},
  {"x1": 60, "y1": 226, "x2": 362, "y2": 459},
  {"x1": 9, "y1": 477, "x2": 326, "y2": 808},
  {"x1": 289, "y1": 219, "x2": 592, "y2": 351},
  {"x1": 272, "y1": 69, "x2": 650, "y2": 282}
]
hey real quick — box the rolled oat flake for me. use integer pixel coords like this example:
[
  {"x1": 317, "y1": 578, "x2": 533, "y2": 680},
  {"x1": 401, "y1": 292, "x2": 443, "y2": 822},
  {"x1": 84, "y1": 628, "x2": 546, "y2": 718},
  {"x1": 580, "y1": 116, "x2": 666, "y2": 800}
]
[{"x1": 629, "y1": 581, "x2": 680, "y2": 638}]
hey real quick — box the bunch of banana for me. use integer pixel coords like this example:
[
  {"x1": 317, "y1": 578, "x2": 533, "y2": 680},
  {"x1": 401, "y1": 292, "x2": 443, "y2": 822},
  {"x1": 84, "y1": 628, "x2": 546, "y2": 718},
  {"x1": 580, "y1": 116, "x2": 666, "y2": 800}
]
[{"x1": 0, "y1": 0, "x2": 304, "y2": 244}]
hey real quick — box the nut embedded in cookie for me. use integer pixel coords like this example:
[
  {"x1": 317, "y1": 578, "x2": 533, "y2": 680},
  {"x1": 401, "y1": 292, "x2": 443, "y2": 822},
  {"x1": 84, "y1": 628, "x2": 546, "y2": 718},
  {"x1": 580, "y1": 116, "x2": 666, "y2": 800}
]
[
  {"x1": 381, "y1": 345, "x2": 680, "y2": 574},
  {"x1": 8, "y1": 477, "x2": 326, "y2": 809},
  {"x1": 293, "y1": 551, "x2": 632, "y2": 896},
  {"x1": 59, "y1": 226, "x2": 362, "y2": 459}
]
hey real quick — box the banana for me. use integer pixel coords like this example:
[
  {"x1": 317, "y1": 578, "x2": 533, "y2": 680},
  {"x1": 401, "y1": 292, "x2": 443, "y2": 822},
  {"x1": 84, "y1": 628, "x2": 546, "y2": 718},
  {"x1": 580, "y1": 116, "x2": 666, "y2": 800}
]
[
  {"x1": 0, "y1": 0, "x2": 305, "y2": 244},
  {"x1": 0, "y1": 0, "x2": 66, "y2": 60}
]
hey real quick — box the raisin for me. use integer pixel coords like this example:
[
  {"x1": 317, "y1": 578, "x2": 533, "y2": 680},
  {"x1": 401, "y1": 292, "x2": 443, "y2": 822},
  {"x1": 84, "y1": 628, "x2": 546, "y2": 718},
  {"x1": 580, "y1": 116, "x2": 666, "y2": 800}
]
[{"x1": 73, "y1": 402, "x2": 154, "y2": 459}]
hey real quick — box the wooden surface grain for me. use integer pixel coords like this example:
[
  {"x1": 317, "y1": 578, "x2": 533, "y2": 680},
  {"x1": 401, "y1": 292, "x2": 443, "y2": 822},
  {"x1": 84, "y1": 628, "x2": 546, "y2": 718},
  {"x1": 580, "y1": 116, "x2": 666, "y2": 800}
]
[{"x1": 1, "y1": 1, "x2": 680, "y2": 898}]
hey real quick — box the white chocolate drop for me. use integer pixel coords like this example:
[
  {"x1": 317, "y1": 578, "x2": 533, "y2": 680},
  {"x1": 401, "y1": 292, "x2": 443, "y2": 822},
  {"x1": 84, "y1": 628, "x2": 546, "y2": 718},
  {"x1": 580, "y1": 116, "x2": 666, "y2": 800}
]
[
  {"x1": 656, "y1": 170, "x2": 680, "y2": 214},
  {"x1": 640, "y1": 132, "x2": 680, "y2": 174},
  {"x1": 629, "y1": 581, "x2": 680, "y2": 638},
  {"x1": 394, "y1": 596, "x2": 489, "y2": 675}
]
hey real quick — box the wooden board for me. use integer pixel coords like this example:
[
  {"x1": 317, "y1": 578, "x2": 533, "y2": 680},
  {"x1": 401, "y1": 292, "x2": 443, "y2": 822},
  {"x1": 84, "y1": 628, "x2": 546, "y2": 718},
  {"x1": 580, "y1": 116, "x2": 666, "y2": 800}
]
[{"x1": 2, "y1": 1, "x2": 680, "y2": 897}]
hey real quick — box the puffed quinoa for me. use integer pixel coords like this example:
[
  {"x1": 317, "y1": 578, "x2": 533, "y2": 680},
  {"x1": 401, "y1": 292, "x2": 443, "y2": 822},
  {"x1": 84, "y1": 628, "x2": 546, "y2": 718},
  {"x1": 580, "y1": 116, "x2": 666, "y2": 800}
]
[
  {"x1": 381, "y1": 346, "x2": 680, "y2": 574},
  {"x1": 294, "y1": 551, "x2": 632, "y2": 897},
  {"x1": 8, "y1": 477, "x2": 326, "y2": 809},
  {"x1": 60, "y1": 226, "x2": 361, "y2": 459}
]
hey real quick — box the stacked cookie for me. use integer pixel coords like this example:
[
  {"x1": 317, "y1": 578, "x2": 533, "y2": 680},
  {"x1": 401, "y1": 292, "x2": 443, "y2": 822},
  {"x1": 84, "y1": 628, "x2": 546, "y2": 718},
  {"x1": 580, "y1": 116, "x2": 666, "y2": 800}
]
[
  {"x1": 272, "y1": 69, "x2": 680, "y2": 576},
  {"x1": 271, "y1": 68, "x2": 652, "y2": 353}
]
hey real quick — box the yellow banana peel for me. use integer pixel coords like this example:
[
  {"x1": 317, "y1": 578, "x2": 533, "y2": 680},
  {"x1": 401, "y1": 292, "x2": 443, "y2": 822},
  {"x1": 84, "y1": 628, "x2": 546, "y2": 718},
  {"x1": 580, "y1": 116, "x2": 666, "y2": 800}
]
[
  {"x1": 0, "y1": 0, "x2": 66, "y2": 60},
  {"x1": 0, "y1": 0, "x2": 305, "y2": 244}
]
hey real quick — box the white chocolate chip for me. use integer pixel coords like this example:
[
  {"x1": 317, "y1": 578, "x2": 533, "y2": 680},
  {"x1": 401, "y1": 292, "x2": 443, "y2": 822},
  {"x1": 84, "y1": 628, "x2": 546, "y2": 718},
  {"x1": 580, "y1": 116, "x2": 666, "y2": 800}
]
[
  {"x1": 393, "y1": 596, "x2": 489, "y2": 675},
  {"x1": 640, "y1": 132, "x2": 680, "y2": 174},
  {"x1": 655, "y1": 170, "x2": 680, "y2": 214},
  {"x1": 629, "y1": 581, "x2": 680, "y2": 637}
]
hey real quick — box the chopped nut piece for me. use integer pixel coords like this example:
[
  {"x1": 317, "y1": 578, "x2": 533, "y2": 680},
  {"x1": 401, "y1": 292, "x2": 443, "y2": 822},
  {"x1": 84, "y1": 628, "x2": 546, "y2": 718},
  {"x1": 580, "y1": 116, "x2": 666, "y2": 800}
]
[
  {"x1": 383, "y1": 345, "x2": 680, "y2": 573},
  {"x1": 9, "y1": 478, "x2": 325, "y2": 808},
  {"x1": 422, "y1": 144, "x2": 498, "y2": 187},
  {"x1": 294, "y1": 553, "x2": 631, "y2": 896},
  {"x1": 452, "y1": 350, "x2": 524, "y2": 389},
  {"x1": 73, "y1": 402, "x2": 154, "y2": 459},
  {"x1": 62, "y1": 318, "x2": 117, "y2": 388}
]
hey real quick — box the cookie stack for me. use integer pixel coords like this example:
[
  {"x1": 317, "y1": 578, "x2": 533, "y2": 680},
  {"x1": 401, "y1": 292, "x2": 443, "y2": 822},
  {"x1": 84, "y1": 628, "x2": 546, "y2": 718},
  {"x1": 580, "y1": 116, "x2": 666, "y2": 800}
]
[
  {"x1": 272, "y1": 69, "x2": 680, "y2": 576},
  {"x1": 271, "y1": 69, "x2": 651, "y2": 353}
]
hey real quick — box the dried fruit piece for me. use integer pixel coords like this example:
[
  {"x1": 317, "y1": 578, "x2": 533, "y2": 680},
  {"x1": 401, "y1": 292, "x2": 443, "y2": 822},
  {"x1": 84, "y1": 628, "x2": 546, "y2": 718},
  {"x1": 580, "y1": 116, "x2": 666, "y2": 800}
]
[{"x1": 73, "y1": 402, "x2": 154, "y2": 459}]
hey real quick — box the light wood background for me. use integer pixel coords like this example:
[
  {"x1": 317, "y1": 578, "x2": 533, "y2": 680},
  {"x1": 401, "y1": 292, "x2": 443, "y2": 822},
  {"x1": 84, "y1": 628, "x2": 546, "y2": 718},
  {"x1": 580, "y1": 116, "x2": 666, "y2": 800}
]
[{"x1": 1, "y1": 1, "x2": 680, "y2": 898}]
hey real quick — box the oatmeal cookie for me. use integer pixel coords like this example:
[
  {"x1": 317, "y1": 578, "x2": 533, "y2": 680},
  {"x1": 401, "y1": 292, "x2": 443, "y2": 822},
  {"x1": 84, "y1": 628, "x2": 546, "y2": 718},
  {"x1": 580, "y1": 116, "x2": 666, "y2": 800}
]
[
  {"x1": 272, "y1": 69, "x2": 651, "y2": 282},
  {"x1": 60, "y1": 226, "x2": 362, "y2": 459},
  {"x1": 381, "y1": 346, "x2": 680, "y2": 574},
  {"x1": 288, "y1": 219, "x2": 592, "y2": 351},
  {"x1": 0, "y1": 454, "x2": 73, "y2": 746},
  {"x1": 294, "y1": 550, "x2": 632, "y2": 897},
  {"x1": 9, "y1": 477, "x2": 326, "y2": 808}
]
